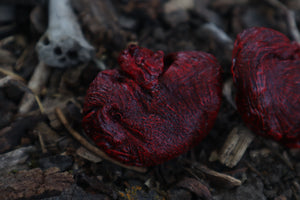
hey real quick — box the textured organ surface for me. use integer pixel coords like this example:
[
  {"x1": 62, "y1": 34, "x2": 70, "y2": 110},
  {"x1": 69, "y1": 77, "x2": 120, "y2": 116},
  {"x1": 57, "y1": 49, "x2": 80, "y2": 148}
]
[
  {"x1": 232, "y1": 27, "x2": 300, "y2": 148},
  {"x1": 82, "y1": 45, "x2": 222, "y2": 166}
]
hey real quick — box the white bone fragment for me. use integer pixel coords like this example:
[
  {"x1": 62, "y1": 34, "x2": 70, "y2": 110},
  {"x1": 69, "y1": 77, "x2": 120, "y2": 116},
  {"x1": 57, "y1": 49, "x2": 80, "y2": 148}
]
[
  {"x1": 18, "y1": 61, "x2": 50, "y2": 114},
  {"x1": 36, "y1": 0, "x2": 94, "y2": 67}
]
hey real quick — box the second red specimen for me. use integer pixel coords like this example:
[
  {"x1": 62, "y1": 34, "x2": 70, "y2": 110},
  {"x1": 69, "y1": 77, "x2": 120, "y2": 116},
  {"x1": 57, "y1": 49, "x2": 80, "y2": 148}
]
[
  {"x1": 83, "y1": 45, "x2": 222, "y2": 167},
  {"x1": 232, "y1": 27, "x2": 300, "y2": 148}
]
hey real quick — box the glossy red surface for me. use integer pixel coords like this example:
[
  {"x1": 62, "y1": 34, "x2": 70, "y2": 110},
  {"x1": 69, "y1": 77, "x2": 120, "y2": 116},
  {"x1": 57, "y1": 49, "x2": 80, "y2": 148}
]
[
  {"x1": 83, "y1": 45, "x2": 222, "y2": 166},
  {"x1": 232, "y1": 27, "x2": 300, "y2": 148}
]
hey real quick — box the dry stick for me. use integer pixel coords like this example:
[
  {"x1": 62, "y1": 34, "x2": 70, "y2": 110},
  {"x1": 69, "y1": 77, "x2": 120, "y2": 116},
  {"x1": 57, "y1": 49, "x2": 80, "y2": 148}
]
[
  {"x1": 0, "y1": 76, "x2": 12, "y2": 87},
  {"x1": 34, "y1": 94, "x2": 44, "y2": 114},
  {"x1": 38, "y1": 132, "x2": 47, "y2": 154},
  {"x1": 194, "y1": 164, "x2": 242, "y2": 188},
  {"x1": 0, "y1": 36, "x2": 14, "y2": 47},
  {"x1": 265, "y1": 0, "x2": 300, "y2": 43},
  {"x1": 286, "y1": 11, "x2": 300, "y2": 43},
  {"x1": 0, "y1": 67, "x2": 26, "y2": 82},
  {"x1": 200, "y1": 23, "x2": 234, "y2": 50},
  {"x1": 55, "y1": 107, "x2": 147, "y2": 173}
]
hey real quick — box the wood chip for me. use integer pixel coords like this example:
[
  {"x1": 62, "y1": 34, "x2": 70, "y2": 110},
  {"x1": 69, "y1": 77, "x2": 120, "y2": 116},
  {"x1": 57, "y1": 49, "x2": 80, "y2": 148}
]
[
  {"x1": 193, "y1": 164, "x2": 242, "y2": 188},
  {"x1": 218, "y1": 126, "x2": 255, "y2": 168},
  {"x1": 164, "y1": 0, "x2": 194, "y2": 13},
  {"x1": 177, "y1": 177, "x2": 212, "y2": 200},
  {"x1": 76, "y1": 146, "x2": 102, "y2": 163}
]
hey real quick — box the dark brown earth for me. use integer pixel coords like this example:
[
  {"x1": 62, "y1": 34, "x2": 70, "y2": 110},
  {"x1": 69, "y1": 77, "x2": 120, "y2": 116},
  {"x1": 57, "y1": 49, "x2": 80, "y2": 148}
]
[{"x1": 0, "y1": 0, "x2": 299, "y2": 199}]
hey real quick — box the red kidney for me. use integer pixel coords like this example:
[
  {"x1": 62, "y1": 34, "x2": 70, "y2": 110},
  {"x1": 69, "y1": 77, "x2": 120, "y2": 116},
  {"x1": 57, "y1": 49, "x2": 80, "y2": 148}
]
[
  {"x1": 82, "y1": 45, "x2": 222, "y2": 166},
  {"x1": 232, "y1": 27, "x2": 300, "y2": 148}
]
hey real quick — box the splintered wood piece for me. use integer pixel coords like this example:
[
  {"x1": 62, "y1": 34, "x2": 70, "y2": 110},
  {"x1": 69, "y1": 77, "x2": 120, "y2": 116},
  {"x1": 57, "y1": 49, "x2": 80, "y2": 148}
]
[
  {"x1": 219, "y1": 126, "x2": 255, "y2": 168},
  {"x1": 193, "y1": 164, "x2": 242, "y2": 188}
]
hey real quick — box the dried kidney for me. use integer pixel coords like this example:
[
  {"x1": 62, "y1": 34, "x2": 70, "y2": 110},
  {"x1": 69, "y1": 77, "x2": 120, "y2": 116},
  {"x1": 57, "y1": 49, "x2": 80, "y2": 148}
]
[
  {"x1": 82, "y1": 45, "x2": 222, "y2": 166},
  {"x1": 232, "y1": 27, "x2": 300, "y2": 148}
]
